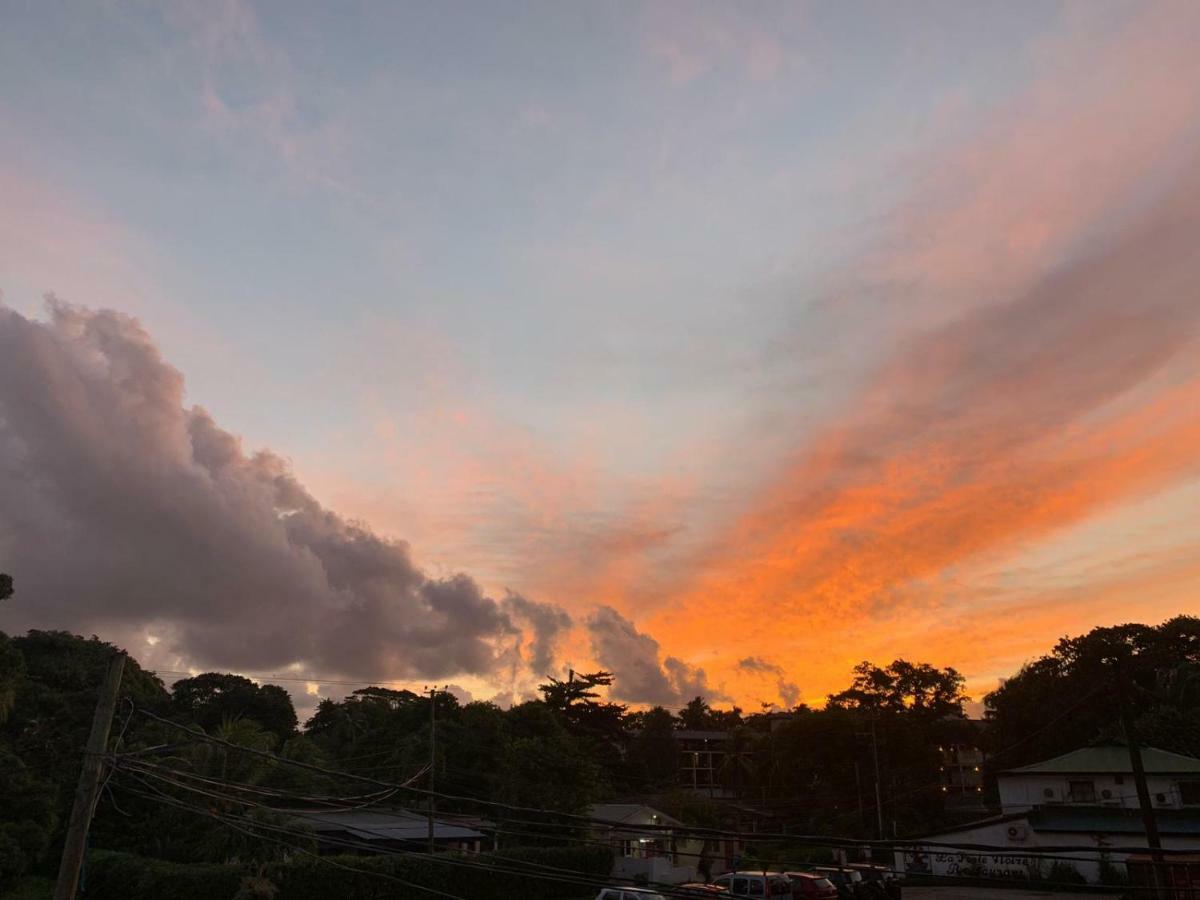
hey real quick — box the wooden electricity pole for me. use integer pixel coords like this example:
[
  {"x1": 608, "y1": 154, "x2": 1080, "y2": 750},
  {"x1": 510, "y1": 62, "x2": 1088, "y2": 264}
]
[
  {"x1": 870, "y1": 718, "x2": 885, "y2": 841},
  {"x1": 1114, "y1": 659, "x2": 1165, "y2": 897},
  {"x1": 54, "y1": 652, "x2": 126, "y2": 900},
  {"x1": 427, "y1": 685, "x2": 439, "y2": 854}
]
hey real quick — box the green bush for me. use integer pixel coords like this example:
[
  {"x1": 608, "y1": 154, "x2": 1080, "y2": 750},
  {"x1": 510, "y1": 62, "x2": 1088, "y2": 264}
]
[
  {"x1": 4, "y1": 876, "x2": 53, "y2": 900},
  {"x1": 84, "y1": 850, "x2": 247, "y2": 900},
  {"x1": 82, "y1": 844, "x2": 614, "y2": 900}
]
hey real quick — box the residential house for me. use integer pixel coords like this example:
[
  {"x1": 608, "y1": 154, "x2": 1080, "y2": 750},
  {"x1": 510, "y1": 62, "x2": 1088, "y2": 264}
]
[{"x1": 588, "y1": 803, "x2": 712, "y2": 885}]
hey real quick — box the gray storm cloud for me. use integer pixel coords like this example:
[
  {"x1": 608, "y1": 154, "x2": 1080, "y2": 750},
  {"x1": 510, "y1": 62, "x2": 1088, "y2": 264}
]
[
  {"x1": 0, "y1": 298, "x2": 572, "y2": 681},
  {"x1": 501, "y1": 591, "x2": 572, "y2": 676},
  {"x1": 737, "y1": 656, "x2": 800, "y2": 708},
  {"x1": 586, "y1": 605, "x2": 726, "y2": 705}
]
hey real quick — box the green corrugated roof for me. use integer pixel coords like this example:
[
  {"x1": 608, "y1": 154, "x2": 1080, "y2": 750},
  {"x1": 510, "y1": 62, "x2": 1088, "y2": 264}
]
[{"x1": 1002, "y1": 744, "x2": 1200, "y2": 775}]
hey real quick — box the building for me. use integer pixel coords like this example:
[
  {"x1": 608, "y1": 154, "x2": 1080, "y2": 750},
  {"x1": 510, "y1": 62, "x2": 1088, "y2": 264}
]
[
  {"x1": 940, "y1": 741, "x2": 985, "y2": 801},
  {"x1": 997, "y1": 744, "x2": 1200, "y2": 813},
  {"x1": 291, "y1": 808, "x2": 489, "y2": 854},
  {"x1": 677, "y1": 730, "x2": 735, "y2": 798},
  {"x1": 589, "y1": 803, "x2": 704, "y2": 885},
  {"x1": 896, "y1": 744, "x2": 1200, "y2": 885}
]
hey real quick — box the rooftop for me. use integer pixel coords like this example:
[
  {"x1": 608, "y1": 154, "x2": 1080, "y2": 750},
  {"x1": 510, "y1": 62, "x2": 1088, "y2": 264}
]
[
  {"x1": 1001, "y1": 744, "x2": 1200, "y2": 776},
  {"x1": 675, "y1": 729, "x2": 732, "y2": 741},
  {"x1": 589, "y1": 803, "x2": 685, "y2": 829},
  {"x1": 292, "y1": 808, "x2": 485, "y2": 843}
]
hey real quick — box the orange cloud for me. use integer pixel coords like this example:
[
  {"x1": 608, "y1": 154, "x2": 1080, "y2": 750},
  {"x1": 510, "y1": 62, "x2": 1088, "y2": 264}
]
[
  {"x1": 290, "y1": 3, "x2": 1200, "y2": 708},
  {"x1": 635, "y1": 3, "x2": 1200, "y2": 705}
]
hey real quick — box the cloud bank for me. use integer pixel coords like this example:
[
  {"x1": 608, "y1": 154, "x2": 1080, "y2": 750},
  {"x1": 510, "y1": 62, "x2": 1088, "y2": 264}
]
[
  {"x1": 737, "y1": 656, "x2": 800, "y2": 709},
  {"x1": 647, "y1": 2, "x2": 1200, "y2": 695},
  {"x1": 0, "y1": 298, "x2": 571, "y2": 682},
  {"x1": 586, "y1": 605, "x2": 726, "y2": 705}
]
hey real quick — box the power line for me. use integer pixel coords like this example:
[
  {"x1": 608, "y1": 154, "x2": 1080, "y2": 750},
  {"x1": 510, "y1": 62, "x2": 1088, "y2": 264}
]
[
  {"x1": 110, "y1": 773, "x2": 471, "y2": 900},
  {"x1": 118, "y1": 711, "x2": 1200, "y2": 859},
  {"x1": 109, "y1": 769, "x2": 700, "y2": 899},
  {"x1": 109, "y1": 761, "x2": 1160, "y2": 895}
]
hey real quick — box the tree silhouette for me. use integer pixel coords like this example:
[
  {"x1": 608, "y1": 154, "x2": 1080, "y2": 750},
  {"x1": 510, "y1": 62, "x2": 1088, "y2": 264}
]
[{"x1": 0, "y1": 572, "x2": 12, "y2": 601}]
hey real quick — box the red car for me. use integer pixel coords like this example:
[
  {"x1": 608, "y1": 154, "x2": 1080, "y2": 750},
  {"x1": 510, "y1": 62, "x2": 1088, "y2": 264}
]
[{"x1": 785, "y1": 872, "x2": 839, "y2": 899}]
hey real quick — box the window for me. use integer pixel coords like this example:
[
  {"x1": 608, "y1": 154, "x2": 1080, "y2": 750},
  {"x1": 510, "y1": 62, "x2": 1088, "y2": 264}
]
[
  {"x1": 600, "y1": 892, "x2": 621, "y2": 900},
  {"x1": 1067, "y1": 779, "x2": 1096, "y2": 802},
  {"x1": 1180, "y1": 782, "x2": 1200, "y2": 806},
  {"x1": 732, "y1": 877, "x2": 749, "y2": 896}
]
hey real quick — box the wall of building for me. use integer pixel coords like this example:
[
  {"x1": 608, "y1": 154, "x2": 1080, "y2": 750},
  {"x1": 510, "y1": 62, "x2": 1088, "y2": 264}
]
[
  {"x1": 998, "y1": 772, "x2": 1196, "y2": 813},
  {"x1": 612, "y1": 855, "x2": 697, "y2": 886},
  {"x1": 895, "y1": 818, "x2": 1200, "y2": 885}
]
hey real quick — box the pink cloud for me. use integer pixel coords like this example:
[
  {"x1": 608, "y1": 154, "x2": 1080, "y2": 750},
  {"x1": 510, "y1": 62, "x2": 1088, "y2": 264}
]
[{"x1": 641, "y1": 3, "x2": 799, "y2": 87}]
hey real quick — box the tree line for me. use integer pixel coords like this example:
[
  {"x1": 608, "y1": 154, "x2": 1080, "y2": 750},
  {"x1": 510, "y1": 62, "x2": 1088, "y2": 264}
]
[{"x1": 1, "y1": 568, "x2": 1197, "y2": 889}]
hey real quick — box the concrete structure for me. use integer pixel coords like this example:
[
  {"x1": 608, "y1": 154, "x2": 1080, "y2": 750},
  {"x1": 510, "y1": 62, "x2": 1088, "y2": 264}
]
[
  {"x1": 677, "y1": 730, "x2": 735, "y2": 798},
  {"x1": 940, "y1": 742, "x2": 985, "y2": 801},
  {"x1": 997, "y1": 744, "x2": 1200, "y2": 813},
  {"x1": 897, "y1": 805, "x2": 1200, "y2": 884},
  {"x1": 896, "y1": 744, "x2": 1200, "y2": 886}
]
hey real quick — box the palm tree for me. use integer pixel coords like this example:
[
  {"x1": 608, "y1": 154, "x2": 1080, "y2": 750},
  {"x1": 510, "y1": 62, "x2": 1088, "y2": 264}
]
[{"x1": 718, "y1": 728, "x2": 758, "y2": 797}]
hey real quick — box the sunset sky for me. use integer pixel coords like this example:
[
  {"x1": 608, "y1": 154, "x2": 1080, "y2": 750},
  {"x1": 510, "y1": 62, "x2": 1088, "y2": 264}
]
[{"x1": 2, "y1": 1, "x2": 1199, "y2": 714}]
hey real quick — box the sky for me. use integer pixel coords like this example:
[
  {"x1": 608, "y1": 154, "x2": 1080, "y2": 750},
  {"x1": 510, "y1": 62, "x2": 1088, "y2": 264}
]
[{"x1": 2, "y1": 0, "x2": 1199, "y2": 715}]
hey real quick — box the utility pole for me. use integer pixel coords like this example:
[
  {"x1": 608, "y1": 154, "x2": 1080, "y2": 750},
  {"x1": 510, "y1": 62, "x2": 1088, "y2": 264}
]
[
  {"x1": 870, "y1": 718, "x2": 884, "y2": 841},
  {"x1": 854, "y1": 760, "x2": 866, "y2": 832},
  {"x1": 427, "y1": 685, "x2": 439, "y2": 855},
  {"x1": 1114, "y1": 659, "x2": 1164, "y2": 897},
  {"x1": 54, "y1": 652, "x2": 125, "y2": 900}
]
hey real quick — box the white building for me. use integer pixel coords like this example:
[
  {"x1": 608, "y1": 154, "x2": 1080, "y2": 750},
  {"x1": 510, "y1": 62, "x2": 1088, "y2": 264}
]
[
  {"x1": 589, "y1": 803, "x2": 708, "y2": 886},
  {"x1": 997, "y1": 744, "x2": 1200, "y2": 813},
  {"x1": 896, "y1": 744, "x2": 1200, "y2": 886}
]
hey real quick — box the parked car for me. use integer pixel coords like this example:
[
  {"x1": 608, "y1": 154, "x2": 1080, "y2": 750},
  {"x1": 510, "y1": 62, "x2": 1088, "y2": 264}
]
[
  {"x1": 846, "y1": 863, "x2": 899, "y2": 899},
  {"x1": 711, "y1": 872, "x2": 795, "y2": 897},
  {"x1": 805, "y1": 867, "x2": 868, "y2": 900},
  {"x1": 595, "y1": 889, "x2": 669, "y2": 900},
  {"x1": 785, "y1": 871, "x2": 840, "y2": 899}
]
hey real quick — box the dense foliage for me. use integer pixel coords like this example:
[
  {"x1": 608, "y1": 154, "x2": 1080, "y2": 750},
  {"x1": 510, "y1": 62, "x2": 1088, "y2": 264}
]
[
  {"x1": 0, "y1": 613, "x2": 1197, "y2": 894},
  {"x1": 83, "y1": 845, "x2": 614, "y2": 900},
  {"x1": 983, "y1": 616, "x2": 1200, "y2": 769}
]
